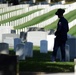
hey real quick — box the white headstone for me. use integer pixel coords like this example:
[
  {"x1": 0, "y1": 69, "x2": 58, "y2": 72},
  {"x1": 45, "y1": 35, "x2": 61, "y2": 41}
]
[
  {"x1": 2, "y1": 34, "x2": 19, "y2": 48},
  {"x1": 14, "y1": 38, "x2": 21, "y2": 51},
  {"x1": 57, "y1": 44, "x2": 70, "y2": 61},
  {"x1": 3, "y1": 38, "x2": 14, "y2": 48},
  {"x1": 0, "y1": 26, "x2": 13, "y2": 42},
  {"x1": 47, "y1": 35, "x2": 56, "y2": 51},
  {"x1": 65, "y1": 44, "x2": 70, "y2": 61},
  {"x1": 66, "y1": 38, "x2": 76, "y2": 59},
  {"x1": 40, "y1": 40, "x2": 48, "y2": 53},
  {"x1": 24, "y1": 42, "x2": 33, "y2": 57},
  {"x1": 27, "y1": 31, "x2": 47, "y2": 46},
  {"x1": 15, "y1": 44, "x2": 25, "y2": 60},
  {"x1": 74, "y1": 59, "x2": 76, "y2": 74},
  {"x1": 0, "y1": 43, "x2": 9, "y2": 54}
]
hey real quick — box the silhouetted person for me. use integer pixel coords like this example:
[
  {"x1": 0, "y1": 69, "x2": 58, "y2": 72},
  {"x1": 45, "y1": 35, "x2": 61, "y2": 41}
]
[{"x1": 51, "y1": 9, "x2": 69, "y2": 62}]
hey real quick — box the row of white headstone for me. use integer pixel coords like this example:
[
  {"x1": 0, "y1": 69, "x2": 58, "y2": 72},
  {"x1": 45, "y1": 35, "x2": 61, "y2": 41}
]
[
  {"x1": 0, "y1": 37, "x2": 74, "y2": 62},
  {"x1": 0, "y1": 38, "x2": 33, "y2": 60},
  {"x1": 1, "y1": 3, "x2": 68, "y2": 34},
  {"x1": 1, "y1": 30, "x2": 76, "y2": 62},
  {"x1": 1, "y1": 4, "x2": 75, "y2": 30},
  {"x1": 0, "y1": 26, "x2": 14, "y2": 42},
  {"x1": 40, "y1": 38, "x2": 76, "y2": 62},
  {"x1": 30, "y1": 4, "x2": 76, "y2": 29},
  {"x1": 27, "y1": 31, "x2": 76, "y2": 61},
  {"x1": 0, "y1": 4, "x2": 8, "y2": 8},
  {"x1": 0, "y1": 4, "x2": 75, "y2": 23},
  {"x1": 0, "y1": 5, "x2": 50, "y2": 21},
  {"x1": 0, "y1": 36, "x2": 65, "y2": 61},
  {"x1": 0, "y1": 4, "x2": 29, "y2": 14},
  {"x1": 14, "y1": 38, "x2": 33, "y2": 60},
  {"x1": 0, "y1": 5, "x2": 67, "y2": 20}
]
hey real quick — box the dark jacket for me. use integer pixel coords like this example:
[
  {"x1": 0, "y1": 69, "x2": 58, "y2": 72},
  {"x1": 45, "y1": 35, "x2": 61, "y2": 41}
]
[{"x1": 55, "y1": 17, "x2": 69, "y2": 41}]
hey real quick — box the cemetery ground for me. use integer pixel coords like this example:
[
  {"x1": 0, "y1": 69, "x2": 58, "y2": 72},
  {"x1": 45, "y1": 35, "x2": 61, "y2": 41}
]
[{"x1": 9, "y1": 46, "x2": 74, "y2": 74}]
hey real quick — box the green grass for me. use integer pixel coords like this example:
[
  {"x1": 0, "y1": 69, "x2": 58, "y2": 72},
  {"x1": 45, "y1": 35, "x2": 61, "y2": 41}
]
[
  {"x1": 44, "y1": 9, "x2": 76, "y2": 30},
  {"x1": 9, "y1": 46, "x2": 74, "y2": 73},
  {"x1": 64, "y1": 10, "x2": 76, "y2": 22},
  {"x1": 19, "y1": 61, "x2": 74, "y2": 73},
  {"x1": 14, "y1": 9, "x2": 57, "y2": 29},
  {"x1": 19, "y1": 46, "x2": 74, "y2": 72},
  {"x1": 0, "y1": 9, "x2": 42, "y2": 24},
  {"x1": 14, "y1": 9, "x2": 76, "y2": 30},
  {"x1": 13, "y1": 8, "x2": 76, "y2": 37},
  {"x1": 44, "y1": 19, "x2": 58, "y2": 30},
  {"x1": 68, "y1": 25, "x2": 76, "y2": 37}
]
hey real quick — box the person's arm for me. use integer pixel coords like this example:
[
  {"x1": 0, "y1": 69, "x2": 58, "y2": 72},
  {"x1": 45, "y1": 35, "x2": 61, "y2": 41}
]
[{"x1": 55, "y1": 21, "x2": 62, "y2": 36}]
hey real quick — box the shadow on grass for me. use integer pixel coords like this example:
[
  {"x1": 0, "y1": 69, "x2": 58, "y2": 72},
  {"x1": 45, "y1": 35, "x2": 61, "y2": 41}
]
[
  {"x1": 9, "y1": 47, "x2": 74, "y2": 73},
  {"x1": 19, "y1": 49, "x2": 74, "y2": 73}
]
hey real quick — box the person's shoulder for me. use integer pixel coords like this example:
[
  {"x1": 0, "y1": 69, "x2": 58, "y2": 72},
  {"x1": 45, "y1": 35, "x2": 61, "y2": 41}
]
[{"x1": 62, "y1": 17, "x2": 68, "y2": 23}]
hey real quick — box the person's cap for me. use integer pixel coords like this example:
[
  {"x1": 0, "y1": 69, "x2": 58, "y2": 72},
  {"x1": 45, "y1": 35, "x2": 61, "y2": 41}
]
[{"x1": 55, "y1": 9, "x2": 65, "y2": 15}]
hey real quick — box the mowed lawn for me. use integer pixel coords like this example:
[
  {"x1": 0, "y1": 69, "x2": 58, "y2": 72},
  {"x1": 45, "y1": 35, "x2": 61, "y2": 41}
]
[
  {"x1": 11, "y1": 8, "x2": 76, "y2": 33},
  {"x1": 44, "y1": 9, "x2": 76, "y2": 30},
  {"x1": 9, "y1": 46, "x2": 74, "y2": 73},
  {"x1": 14, "y1": 9, "x2": 57, "y2": 29},
  {"x1": 44, "y1": 9, "x2": 76, "y2": 37},
  {"x1": 19, "y1": 46, "x2": 74, "y2": 73},
  {"x1": 0, "y1": 9, "x2": 42, "y2": 24},
  {"x1": 68, "y1": 25, "x2": 76, "y2": 37},
  {"x1": 0, "y1": 5, "x2": 76, "y2": 37}
]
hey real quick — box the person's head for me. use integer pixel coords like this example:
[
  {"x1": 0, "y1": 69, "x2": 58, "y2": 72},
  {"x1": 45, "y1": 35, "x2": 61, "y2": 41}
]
[{"x1": 55, "y1": 9, "x2": 65, "y2": 18}]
